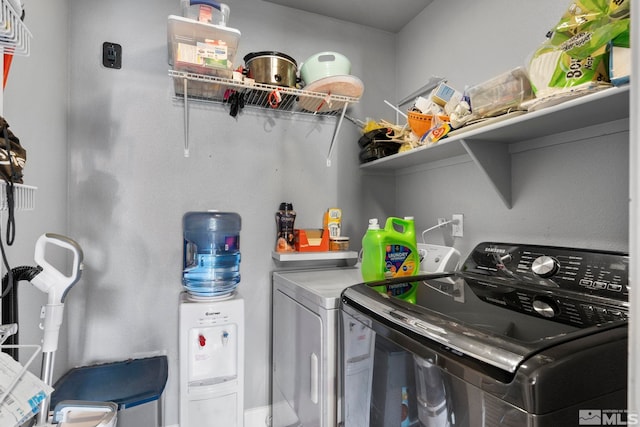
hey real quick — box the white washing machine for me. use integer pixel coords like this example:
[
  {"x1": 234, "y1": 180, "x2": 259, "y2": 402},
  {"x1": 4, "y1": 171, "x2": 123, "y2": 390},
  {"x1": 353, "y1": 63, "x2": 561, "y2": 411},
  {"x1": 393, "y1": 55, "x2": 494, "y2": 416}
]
[
  {"x1": 179, "y1": 292, "x2": 245, "y2": 427},
  {"x1": 272, "y1": 267, "x2": 363, "y2": 427}
]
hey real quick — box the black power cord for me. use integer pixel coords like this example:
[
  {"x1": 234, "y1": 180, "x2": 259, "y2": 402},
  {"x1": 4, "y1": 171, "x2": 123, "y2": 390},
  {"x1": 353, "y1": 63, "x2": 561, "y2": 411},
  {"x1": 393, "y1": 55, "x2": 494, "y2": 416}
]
[{"x1": 1, "y1": 265, "x2": 42, "y2": 361}]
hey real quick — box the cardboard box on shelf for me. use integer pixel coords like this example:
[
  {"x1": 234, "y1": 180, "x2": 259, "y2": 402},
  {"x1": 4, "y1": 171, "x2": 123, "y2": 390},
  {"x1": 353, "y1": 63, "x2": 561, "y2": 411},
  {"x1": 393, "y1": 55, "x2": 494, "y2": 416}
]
[{"x1": 294, "y1": 229, "x2": 330, "y2": 252}]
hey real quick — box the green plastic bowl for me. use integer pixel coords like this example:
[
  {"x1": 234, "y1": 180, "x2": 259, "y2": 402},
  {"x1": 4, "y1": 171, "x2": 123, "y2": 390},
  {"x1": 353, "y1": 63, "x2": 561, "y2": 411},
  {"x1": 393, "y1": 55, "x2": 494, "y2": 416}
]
[{"x1": 300, "y1": 51, "x2": 351, "y2": 85}]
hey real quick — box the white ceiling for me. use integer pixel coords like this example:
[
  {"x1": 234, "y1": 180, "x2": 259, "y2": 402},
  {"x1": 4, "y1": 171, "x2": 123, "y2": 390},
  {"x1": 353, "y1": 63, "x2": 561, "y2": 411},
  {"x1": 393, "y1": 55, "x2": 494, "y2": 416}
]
[{"x1": 262, "y1": 0, "x2": 433, "y2": 33}]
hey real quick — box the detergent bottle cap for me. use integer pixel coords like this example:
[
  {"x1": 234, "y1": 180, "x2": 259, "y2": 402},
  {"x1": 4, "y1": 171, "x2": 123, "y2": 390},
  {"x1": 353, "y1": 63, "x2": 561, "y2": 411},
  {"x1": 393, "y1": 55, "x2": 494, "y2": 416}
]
[{"x1": 368, "y1": 218, "x2": 380, "y2": 229}]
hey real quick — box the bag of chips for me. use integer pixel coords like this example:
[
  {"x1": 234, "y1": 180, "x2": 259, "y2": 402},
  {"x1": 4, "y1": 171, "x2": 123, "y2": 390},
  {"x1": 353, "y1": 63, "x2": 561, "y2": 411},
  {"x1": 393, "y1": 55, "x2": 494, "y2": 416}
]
[{"x1": 528, "y1": 0, "x2": 630, "y2": 98}]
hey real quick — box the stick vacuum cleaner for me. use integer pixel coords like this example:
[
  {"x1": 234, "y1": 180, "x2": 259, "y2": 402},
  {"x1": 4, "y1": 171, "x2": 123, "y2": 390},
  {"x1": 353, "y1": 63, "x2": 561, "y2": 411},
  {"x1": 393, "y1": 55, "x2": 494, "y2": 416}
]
[{"x1": 0, "y1": 233, "x2": 83, "y2": 425}]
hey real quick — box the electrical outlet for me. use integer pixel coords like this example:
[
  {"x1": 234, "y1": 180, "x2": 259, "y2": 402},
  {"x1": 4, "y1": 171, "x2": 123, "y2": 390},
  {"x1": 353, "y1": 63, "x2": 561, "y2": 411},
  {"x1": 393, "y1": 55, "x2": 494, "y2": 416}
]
[
  {"x1": 102, "y1": 42, "x2": 122, "y2": 69},
  {"x1": 452, "y1": 214, "x2": 464, "y2": 237}
]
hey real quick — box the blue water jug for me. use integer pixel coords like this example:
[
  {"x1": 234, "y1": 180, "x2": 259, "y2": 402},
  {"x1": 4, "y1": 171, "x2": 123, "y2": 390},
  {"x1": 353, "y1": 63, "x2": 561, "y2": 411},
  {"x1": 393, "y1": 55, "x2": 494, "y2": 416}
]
[{"x1": 182, "y1": 211, "x2": 241, "y2": 298}]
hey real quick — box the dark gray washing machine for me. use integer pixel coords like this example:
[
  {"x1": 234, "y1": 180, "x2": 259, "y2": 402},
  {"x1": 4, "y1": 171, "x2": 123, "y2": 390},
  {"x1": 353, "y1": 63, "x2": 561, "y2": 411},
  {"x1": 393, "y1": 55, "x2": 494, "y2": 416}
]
[{"x1": 340, "y1": 242, "x2": 629, "y2": 427}]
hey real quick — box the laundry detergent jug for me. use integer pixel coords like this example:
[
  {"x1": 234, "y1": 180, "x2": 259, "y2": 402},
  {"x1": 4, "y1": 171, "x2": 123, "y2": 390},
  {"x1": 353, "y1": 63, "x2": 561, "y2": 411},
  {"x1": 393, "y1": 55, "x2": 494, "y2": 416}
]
[
  {"x1": 182, "y1": 211, "x2": 241, "y2": 299},
  {"x1": 361, "y1": 216, "x2": 420, "y2": 303}
]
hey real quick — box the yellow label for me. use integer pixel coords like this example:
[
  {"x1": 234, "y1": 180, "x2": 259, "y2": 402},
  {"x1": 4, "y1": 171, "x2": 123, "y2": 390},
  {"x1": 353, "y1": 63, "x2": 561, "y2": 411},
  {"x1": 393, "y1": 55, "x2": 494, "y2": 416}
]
[{"x1": 384, "y1": 245, "x2": 417, "y2": 277}]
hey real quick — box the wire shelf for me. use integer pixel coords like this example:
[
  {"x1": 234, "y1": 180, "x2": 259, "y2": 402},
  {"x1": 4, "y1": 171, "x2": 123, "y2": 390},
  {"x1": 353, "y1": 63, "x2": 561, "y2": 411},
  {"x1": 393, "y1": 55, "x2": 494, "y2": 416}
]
[
  {"x1": 169, "y1": 70, "x2": 360, "y2": 116},
  {"x1": 0, "y1": 0, "x2": 31, "y2": 56},
  {"x1": 170, "y1": 70, "x2": 360, "y2": 161},
  {"x1": 0, "y1": 183, "x2": 36, "y2": 211}
]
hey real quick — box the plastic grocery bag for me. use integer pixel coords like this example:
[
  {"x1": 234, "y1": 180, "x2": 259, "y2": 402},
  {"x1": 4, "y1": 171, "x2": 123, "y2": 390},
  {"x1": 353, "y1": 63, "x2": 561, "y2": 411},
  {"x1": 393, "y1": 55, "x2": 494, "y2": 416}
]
[
  {"x1": 528, "y1": 0, "x2": 630, "y2": 98},
  {"x1": 0, "y1": 352, "x2": 54, "y2": 426}
]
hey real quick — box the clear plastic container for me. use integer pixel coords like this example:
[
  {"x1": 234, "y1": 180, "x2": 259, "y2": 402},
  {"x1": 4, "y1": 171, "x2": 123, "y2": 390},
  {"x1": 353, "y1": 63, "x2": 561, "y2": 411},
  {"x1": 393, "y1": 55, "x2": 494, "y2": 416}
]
[
  {"x1": 181, "y1": 0, "x2": 230, "y2": 26},
  {"x1": 467, "y1": 67, "x2": 534, "y2": 119},
  {"x1": 167, "y1": 15, "x2": 241, "y2": 78},
  {"x1": 182, "y1": 211, "x2": 241, "y2": 298}
]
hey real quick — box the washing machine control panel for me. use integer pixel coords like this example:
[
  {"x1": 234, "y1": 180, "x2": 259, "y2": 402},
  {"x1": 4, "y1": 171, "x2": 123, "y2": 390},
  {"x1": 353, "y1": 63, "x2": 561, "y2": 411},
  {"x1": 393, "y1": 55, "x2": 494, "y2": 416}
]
[{"x1": 461, "y1": 242, "x2": 629, "y2": 327}]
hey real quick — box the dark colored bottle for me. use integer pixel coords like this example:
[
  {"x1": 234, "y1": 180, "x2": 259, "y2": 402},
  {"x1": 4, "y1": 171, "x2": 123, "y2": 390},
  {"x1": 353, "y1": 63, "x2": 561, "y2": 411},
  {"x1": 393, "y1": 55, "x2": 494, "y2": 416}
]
[{"x1": 275, "y1": 202, "x2": 296, "y2": 252}]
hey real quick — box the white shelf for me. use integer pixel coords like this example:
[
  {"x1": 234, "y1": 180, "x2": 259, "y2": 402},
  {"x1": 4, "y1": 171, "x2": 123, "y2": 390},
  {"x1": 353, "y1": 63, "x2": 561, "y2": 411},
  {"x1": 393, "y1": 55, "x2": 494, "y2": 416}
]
[
  {"x1": 361, "y1": 85, "x2": 630, "y2": 208},
  {"x1": 169, "y1": 70, "x2": 360, "y2": 115},
  {"x1": 272, "y1": 250, "x2": 359, "y2": 268},
  {"x1": 167, "y1": 15, "x2": 362, "y2": 162},
  {"x1": 169, "y1": 70, "x2": 360, "y2": 164}
]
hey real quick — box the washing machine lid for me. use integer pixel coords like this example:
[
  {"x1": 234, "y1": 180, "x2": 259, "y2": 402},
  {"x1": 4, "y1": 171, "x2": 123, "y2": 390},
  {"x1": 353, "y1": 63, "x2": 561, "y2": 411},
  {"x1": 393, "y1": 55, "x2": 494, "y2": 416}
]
[
  {"x1": 343, "y1": 279, "x2": 626, "y2": 374},
  {"x1": 341, "y1": 242, "x2": 630, "y2": 374},
  {"x1": 273, "y1": 267, "x2": 362, "y2": 309}
]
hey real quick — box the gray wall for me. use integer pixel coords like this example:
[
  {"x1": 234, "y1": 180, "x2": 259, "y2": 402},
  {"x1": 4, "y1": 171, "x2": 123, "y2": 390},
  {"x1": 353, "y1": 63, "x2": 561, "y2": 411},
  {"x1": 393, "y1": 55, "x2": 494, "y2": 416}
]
[{"x1": 397, "y1": 0, "x2": 571, "y2": 95}]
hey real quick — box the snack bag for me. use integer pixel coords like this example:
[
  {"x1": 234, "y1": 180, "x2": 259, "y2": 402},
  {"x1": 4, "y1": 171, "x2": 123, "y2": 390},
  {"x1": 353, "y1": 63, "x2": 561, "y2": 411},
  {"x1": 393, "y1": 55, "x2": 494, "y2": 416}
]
[{"x1": 528, "y1": 0, "x2": 630, "y2": 98}]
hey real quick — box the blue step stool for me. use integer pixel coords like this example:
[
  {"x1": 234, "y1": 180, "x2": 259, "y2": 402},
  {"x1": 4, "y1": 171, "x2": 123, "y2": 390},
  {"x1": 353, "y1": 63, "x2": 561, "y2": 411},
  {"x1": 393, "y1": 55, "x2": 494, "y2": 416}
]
[{"x1": 50, "y1": 355, "x2": 168, "y2": 427}]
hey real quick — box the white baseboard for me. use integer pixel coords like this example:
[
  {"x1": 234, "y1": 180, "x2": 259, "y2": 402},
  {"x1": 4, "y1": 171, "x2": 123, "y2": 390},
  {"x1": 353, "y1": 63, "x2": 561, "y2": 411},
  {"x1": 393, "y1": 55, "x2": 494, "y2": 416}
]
[
  {"x1": 170, "y1": 405, "x2": 271, "y2": 427},
  {"x1": 244, "y1": 405, "x2": 272, "y2": 427}
]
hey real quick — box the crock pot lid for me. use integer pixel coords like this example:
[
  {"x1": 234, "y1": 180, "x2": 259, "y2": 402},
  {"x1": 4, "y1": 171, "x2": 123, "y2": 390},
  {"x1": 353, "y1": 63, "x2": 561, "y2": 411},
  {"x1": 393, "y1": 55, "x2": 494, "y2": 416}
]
[{"x1": 243, "y1": 51, "x2": 297, "y2": 66}]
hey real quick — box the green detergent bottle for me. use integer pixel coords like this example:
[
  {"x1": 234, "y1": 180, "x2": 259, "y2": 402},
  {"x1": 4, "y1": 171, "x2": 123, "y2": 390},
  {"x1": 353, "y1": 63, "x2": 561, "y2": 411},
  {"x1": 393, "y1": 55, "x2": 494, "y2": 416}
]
[{"x1": 361, "y1": 216, "x2": 420, "y2": 303}]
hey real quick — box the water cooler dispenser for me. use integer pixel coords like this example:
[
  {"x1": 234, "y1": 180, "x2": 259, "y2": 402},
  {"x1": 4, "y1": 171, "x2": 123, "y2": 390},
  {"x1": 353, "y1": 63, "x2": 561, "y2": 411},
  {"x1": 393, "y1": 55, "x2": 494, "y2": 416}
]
[
  {"x1": 179, "y1": 211, "x2": 245, "y2": 427},
  {"x1": 179, "y1": 294, "x2": 244, "y2": 426}
]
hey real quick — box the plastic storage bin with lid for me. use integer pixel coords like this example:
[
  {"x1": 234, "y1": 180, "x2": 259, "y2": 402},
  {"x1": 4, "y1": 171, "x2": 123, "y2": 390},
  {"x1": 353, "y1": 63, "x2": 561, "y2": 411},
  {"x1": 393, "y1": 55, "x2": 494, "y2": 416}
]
[
  {"x1": 181, "y1": 0, "x2": 230, "y2": 26},
  {"x1": 167, "y1": 10, "x2": 241, "y2": 79}
]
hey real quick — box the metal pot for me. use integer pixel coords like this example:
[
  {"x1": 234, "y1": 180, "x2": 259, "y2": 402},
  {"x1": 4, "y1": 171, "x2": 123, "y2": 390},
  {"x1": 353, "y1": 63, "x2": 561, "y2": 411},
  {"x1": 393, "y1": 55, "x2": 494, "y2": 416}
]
[{"x1": 243, "y1": 51, "x2": 298, "y2": 87}]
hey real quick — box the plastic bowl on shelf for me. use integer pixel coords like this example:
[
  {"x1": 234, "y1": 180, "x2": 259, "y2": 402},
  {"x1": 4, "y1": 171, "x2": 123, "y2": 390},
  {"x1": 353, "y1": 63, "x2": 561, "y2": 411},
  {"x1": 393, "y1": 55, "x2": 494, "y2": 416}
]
[
  {"x1": 299, "y1": 52, "x2": 351, "y2": 85},
  {"x1": 407, "y1": 111, "x2": 449, "y2": 137}
]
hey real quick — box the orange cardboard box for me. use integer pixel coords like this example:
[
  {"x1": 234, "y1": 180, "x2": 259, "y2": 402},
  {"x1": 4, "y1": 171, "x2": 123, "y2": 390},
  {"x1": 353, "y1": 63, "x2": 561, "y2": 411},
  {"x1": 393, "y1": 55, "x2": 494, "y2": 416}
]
[{"x1": 294, "y1": 228, "x2": 329, "y2": 252}]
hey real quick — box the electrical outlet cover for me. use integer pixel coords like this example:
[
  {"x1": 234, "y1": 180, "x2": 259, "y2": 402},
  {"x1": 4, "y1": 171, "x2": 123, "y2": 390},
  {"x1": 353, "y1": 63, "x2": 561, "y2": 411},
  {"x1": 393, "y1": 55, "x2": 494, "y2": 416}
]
[
  {"x1": 103, "y1": 42, "x2": 122, "y2": 69},
  {"x1": 452, "y1": 214, "x2": 464, "y2": 237}
]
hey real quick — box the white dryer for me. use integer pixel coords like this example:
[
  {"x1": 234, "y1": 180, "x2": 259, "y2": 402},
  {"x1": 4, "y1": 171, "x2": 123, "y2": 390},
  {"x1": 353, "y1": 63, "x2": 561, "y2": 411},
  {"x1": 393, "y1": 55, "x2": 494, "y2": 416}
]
[{"x1": 272, "y1": 267, "x2": 362, "y2": 427}]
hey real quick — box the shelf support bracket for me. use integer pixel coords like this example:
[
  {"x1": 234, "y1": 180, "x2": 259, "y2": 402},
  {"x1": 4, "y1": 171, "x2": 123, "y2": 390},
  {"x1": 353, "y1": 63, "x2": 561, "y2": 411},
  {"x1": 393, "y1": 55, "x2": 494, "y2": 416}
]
[
  {"x1": 459, "y1": 138, "x2": 512, "y2": 209},
  {"x1": 183, "y1": 78, "x2": 190, "y2": 157},
  {"x1": 326, "y1": 102, "x2": 348, "y2": 167}
]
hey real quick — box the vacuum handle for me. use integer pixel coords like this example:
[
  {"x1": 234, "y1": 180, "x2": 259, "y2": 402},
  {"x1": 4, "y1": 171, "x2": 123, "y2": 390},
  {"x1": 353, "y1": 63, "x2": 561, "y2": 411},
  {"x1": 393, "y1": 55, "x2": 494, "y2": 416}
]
[{"x1": 33, "y1": 233, "x2": 84, "y2": 295}]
